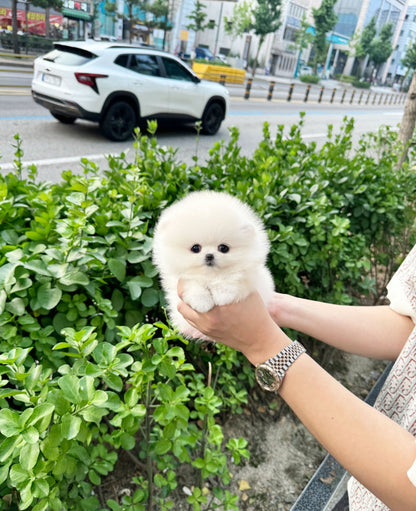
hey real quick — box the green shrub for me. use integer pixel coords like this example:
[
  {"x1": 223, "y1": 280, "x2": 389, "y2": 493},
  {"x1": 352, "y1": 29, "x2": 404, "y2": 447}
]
[
  {"x1": 193, "y1": 58, "x2": 231, "y2": 67},
  {"x1": 0, "y1": 32, "x2": 54, "y2": 53},
  {"x1": 337, "y1": 74, "x2": 355, "y2": 84},
  {"x1": 352, "y1": 78, "x2": 371, "y2": 89},
  {"x1": 299, "y1": 74, "x2": 320, "y2": 84},
  {"x1": 0, "y1": 118, "x2": 415, "y2": 509}
]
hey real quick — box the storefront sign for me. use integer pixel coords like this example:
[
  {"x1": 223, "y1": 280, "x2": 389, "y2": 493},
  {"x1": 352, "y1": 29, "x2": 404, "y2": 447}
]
[
  {"x1": 62, "y1": 0, "x2": 92, "y2": 20},
  {"x1": 0, "y1": 7, "x2": 63, "y2": 34}
]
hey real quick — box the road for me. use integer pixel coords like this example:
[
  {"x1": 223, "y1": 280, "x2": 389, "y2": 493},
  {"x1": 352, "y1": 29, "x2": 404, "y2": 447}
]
[{"x1": 0, "y1": 75, "x2": 405, "y2": 183}]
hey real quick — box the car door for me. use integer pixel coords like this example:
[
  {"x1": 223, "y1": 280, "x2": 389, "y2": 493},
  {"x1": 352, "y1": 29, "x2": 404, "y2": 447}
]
[
  {"x1": 124, "y1": 53, "x2": 170, "y2": 117},
  {"x1": 160, "y1": 56, "x2": 204, "y2": 118}
]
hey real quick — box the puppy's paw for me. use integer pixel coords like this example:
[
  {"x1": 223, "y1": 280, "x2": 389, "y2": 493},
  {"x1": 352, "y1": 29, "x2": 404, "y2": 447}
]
[
  {"x1": 182, "y1": 283, "x2": 215, "y2": 313},
  {"x1": 211, "y1": 284, "x2": 247, "y2": 307},
  {"x1": 183, "y1": 290, "x2": 215, "y2": 313}
]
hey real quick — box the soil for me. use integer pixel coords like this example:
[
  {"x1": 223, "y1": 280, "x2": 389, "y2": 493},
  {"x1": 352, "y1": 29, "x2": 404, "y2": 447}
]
[{"x1": 99, "y1": 350, "x2": 388, "y2": 510}]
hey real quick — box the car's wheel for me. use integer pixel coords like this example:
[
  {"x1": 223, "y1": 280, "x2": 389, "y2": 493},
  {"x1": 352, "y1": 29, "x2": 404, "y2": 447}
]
[
  {"x1": 51, "y1": 112, "x2": 77, "y2": 124},
  {"x1": 100, "y1": 101, "x2": 137, "y2": 141},
  {"x1": 201, "y1": 102, "x2": 224, "y2": 135}
]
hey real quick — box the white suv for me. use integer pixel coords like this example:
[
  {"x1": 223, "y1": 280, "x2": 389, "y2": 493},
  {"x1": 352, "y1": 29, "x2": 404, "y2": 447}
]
[{"x1": 31, "y1": 41, "x2": 229, "y2": 141}]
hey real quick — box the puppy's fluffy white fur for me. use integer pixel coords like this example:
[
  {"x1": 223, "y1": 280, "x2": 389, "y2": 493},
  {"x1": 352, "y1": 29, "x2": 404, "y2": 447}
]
[{"x1": 152, "y1": 191, "x2": 275, "y2": 338}]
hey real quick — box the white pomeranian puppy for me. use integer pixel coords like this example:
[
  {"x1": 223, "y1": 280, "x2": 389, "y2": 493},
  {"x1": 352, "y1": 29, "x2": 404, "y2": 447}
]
[{"x1": 152, "y1": 191, "x2": 275, "y2": 338}]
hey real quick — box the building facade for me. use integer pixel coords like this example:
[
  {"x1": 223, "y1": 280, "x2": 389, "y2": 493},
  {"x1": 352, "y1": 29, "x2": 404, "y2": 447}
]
[
  {"x1": 341, "y1": 0, "x2": 409, "y2": 82},
  {"x1": 386, "y1": 0, "x2": 416, "y2": 86}
]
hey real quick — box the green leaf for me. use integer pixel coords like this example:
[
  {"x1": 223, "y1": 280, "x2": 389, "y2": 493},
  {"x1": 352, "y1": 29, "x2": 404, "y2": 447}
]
[
  {"x1": 33, "y1": 478, "x2": 49, "y2": 498},
  {"x1": 153, "y1": 438, "x2": 171, "y2": 455},
  {"x1": 52, "y1": 312, "x2": 72, "y2": 333},
  {"x1": 79, "y1": 375, "x2": 95, "y2": 402},
  {"x1": 126, "y1": 280, "x2": 142, "y2": 301},
  {"x1": 0, "y1": 289, "x2": 6, "y2": 315},
  {"x1": 58, "y1": 375, "x2": 81, "y2": 404},
  {"x1": 120, "y1": 432, "x2": 135, "y2": 450},
  {"x1": 0, "y1": 409, "x2": 21, "y2": 437},
  {"x1": 141, "y1": 288, "x2": 159, "y2": 307},
  {"x1": 24, "y1": 259, "x2": 51, "y2": 276},
  {"x1": 9, "y1": 463, "x2": 29, "y2": 487},
  {"x1": 11, "y1": 277, "x2": 32, "y2": 293},
  {"x1": 0, "y1": 436, "x2": 18, "y2": 463},
  {"x1": 5, "y1": 297, "x2": 25, "y2": 316},
  {"x1": 61, "y1": 414, "x2": 82, "y2": 440},
  {"x1": 22, "y1": 426, "x2": 39, "y2": 444},
  {"x1": 0, "y1": 262, "x2": 17, "y2": 292},
  {"x1": 0, "y1": 461, "x2": 10, "y2": 485},
  {"x1": 79, "y1": 406, "x2": 108, "y2": 424},
  {"x1": 108, "y1": 259, "x2": 126, "y2": 282},
  {"x1": 36, "y1": 283, "x2": 62, "y2": 310},
  {"x1": 20, "y1": 442, "x2": 39, "y2": 471},
  {"x1": 59, "y1": 271, "x2": 90, "y2": 286},
  {"x1": 111, "y1": 288, "x2": 124, "y2": 311},
  {"x1": 27, "y1": 403, "x2": 55, "y2": 429},
  {"x1": 88, "y1": 469, "x2": 101, "y2": 485}
]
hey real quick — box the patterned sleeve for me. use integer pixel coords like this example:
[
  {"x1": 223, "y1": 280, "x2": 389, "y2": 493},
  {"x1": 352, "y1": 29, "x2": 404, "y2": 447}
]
[
  {"x1": 386, "y1": 244, "x2": 416, "y2": 324},
  {"x1": 387, "y1": 245, "x2": 416, "y2": 488}
]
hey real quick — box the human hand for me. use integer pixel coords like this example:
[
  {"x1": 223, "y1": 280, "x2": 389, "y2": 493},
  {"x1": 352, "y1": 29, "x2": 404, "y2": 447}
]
[
  {"x1": 267, "y1": 292, "x2": 297, "y2": 328},
  {"x1": 177, "y1": 282, "x2": 291, "y2": 365}
]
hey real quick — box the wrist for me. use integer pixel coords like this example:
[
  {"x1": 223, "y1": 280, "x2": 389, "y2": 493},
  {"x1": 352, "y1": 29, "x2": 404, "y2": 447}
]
[
  {"x1": 243, "y1": 323, "x2": 292, "y2": 366},
  {"x1": 268, "y1": 293, "x2": 299, "y2": 328}
]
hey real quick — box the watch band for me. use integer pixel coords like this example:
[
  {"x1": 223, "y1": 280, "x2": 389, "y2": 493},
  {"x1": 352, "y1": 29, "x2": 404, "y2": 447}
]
[{"x1": 255, "y1": 340, "x2": 306, "y2": 391}]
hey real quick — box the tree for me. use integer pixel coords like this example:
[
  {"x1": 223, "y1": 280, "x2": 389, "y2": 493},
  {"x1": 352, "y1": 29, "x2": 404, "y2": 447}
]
[
  {"x1": 293, "y1": 14, "x2": 314, "y2": 77},
  {"x1": 397, "y1": 70, "x2": 416, "y2": 167},
  {"x1": 311, "y1": 0, "x2": 338, "y2": 71},
  {"x1": 368, "y1": 23, "x2": 393, "y2": 81},
  {"x1": 225, "y1": 0, "x2": 281, "y2": 78},
  {"x1": 11, "y1": 0, "x2": 18, "y2": 54},
  {"x1": 186, "y1": 0, "x2": 215, "y2": 45},
  {"x1": 146, "y1": 0, "x2": 172, "y2": 49},
  {"x1": 10, "y1": 0, "x2": 62, "y2": 54},
  {"x1": 353, "y1": 16, "x2": 376, "y2": 77},
  {"x1": 401, "y1": 39, "x2": 416, "y2": 72},
  {"x1": 32, "y1": 0, "x2": 63, "y2": 37},
  {"x1": 252, "y1": 0, "x2": 281, "y2": 76},
  {"x1": 397, "y1": 41, "x2": 416, "y2": 165}
]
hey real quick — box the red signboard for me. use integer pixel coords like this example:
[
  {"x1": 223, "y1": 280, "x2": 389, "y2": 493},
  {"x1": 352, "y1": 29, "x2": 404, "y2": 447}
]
[{"x1": 0, "y1": 7, "x2": 63, "y2": 35}]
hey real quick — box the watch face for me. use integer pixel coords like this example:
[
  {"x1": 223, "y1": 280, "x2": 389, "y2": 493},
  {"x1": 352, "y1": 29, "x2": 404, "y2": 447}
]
[{"x1": 255, "y1": 364, "x2": 282, "y2": 391}]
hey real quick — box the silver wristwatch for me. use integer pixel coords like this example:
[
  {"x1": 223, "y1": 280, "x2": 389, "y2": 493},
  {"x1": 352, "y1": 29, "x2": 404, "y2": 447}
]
[{"x1": 255, "y1": 341, "x2": 306, "y2": 391}]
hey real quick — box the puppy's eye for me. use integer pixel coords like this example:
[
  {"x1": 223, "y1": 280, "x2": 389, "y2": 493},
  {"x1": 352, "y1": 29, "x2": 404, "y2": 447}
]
[
  {"x1": 218, "y1": 244, "x2": 230, "y2": 254},
  {"x1": 191, "y1": 244, "x2": 201, "y2": 253}
]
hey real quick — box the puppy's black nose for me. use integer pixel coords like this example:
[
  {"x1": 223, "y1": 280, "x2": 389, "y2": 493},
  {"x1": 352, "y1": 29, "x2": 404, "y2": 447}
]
[{"x1": 205, "y1": 253, "x2": 215, "y2": 266}]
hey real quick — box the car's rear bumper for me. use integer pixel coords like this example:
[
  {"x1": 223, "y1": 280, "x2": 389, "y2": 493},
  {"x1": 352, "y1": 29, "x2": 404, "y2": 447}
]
[{"x1": 31, "y1": 90, "x2": 100, "y2": 122}]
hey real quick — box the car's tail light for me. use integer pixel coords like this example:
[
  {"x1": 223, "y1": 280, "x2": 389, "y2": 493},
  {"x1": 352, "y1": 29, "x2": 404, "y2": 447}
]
[{"x1": 75, "y1": 72, "x2": 108, "y2": 93}]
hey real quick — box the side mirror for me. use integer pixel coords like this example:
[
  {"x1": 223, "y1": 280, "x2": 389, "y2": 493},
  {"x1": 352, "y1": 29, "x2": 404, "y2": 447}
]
[{"x1": 192, "y1": 75, "x2": 201, "y2": 84}]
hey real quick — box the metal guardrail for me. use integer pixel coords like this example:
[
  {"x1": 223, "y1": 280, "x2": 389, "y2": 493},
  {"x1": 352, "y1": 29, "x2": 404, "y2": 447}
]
[
  {"x1": 290, "y1": 362, "x2": 393, "y2": 511},
  {"x1": 239, "y1": 80, "x2": 407, "y2": 105}
]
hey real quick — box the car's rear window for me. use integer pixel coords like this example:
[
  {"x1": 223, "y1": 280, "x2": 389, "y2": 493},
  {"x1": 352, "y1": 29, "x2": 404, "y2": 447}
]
[{"x1": 42, "y1": 45, "x2": 97, "y2": 66}]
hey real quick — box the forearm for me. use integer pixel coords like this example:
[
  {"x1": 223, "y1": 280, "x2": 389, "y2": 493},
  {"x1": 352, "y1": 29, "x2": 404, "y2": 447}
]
[
  {"x1": 177, "y1": 292, "x2": 416, "y2": 508},
  {"x1": 279, "y1": 351, "x2": 416, "y2": 510},
  {"x1": 270, "y1": 294, "x2": 414, "y2": 360}
]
